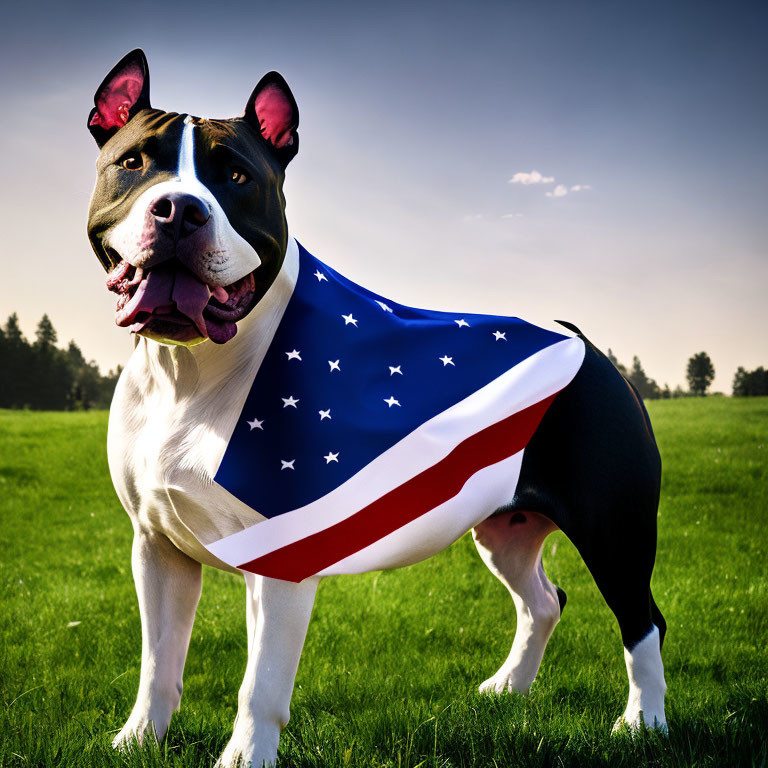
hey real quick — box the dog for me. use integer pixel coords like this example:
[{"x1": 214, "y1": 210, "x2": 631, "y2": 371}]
[{"x1": 87, "y1": 49, "x2": 668, "y2": 767}]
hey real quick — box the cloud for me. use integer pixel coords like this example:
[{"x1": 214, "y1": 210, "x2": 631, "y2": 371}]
[
  {"x1": 509, "y1": 170, "x2": 555, "y2": 185},
  {"x1": 462, "y1": 213, "x2": 483, "y2": 222},
  {"x1": 545, "y1": 184, "x2": 568, "y2": 198},
  {"x1": 501, "y1": 213, "x2": 524, "y2": 218},
  {"x1": 570, "y1": 184, "x2": 593, "y2": 192}
]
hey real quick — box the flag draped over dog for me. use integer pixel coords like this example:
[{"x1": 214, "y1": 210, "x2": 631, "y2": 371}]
[{"x1": 209, "y1": 242, "x2": 585, "y2": 581}]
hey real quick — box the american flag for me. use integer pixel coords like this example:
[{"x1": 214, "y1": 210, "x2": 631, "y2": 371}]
[{"x1": 209, "y1": 241, "x2": 585, "y2": 582}]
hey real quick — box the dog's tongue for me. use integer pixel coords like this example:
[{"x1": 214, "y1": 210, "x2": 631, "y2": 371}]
[
  {"x1": 172, "y1": 268, "x2": 212, "y2": 336},
  {"x1": 115, "y1": 264, "x2": 236, "y2": 343}
]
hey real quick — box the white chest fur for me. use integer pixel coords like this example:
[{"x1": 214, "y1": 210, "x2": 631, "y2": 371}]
[{"x1": 107, "y1": 238, "x2": 300, "y2": 570}]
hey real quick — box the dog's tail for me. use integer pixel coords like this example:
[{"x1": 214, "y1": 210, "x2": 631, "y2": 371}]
[{"x1": 554, "y1": 319, "x2": 590, "y2": 343}]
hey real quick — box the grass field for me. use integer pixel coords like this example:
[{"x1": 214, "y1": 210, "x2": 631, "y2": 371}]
[{"x1": 1, "y1": 398, "x2": 766, "y2": 767}]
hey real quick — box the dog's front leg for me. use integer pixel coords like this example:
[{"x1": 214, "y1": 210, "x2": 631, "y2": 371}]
[
  {"x1": 216, "y1": 574, "x2": 319, "y2": 768},
  {"x1": 113, "y1": 526, "x2": 202, "y2": 749}
]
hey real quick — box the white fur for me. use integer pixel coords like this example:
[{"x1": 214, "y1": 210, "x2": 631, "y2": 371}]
[
  {"x1": 105, "y1": 119, "x2": 261, "y2": 287},
  {"x1": 472, "y1": 511, "x2": 562, "y2": 693},
  {"x1": 613, "y1": 625, "x2": 668, "y2": 732},
  {"x1": 215, "y1": 574, "x2": 319, "y2": 768}
]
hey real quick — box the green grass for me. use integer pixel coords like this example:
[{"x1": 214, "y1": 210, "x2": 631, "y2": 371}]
[{"x1": 1, "y1": 398, "x2": 767, "y2": 767}]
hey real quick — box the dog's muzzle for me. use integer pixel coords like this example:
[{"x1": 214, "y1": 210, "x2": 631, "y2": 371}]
[{"x1": 104, "y1": 190, "x2": 259, "y2": 345}]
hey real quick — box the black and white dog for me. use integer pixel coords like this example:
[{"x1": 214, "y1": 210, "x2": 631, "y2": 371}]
[{"x1": 87, "y1": 50, "x2": 667, "y2": 767}]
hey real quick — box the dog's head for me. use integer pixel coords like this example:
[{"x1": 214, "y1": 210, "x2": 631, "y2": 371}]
[{"x1": 87, "y1": 49, "x2": 298, "y2": 345}]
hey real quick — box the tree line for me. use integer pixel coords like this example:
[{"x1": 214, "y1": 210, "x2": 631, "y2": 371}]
[
  {"x1": 0, "y1": 313, "x2": 765, "y2": 409},
  {"x1": 606, "y1": 349, "x2": 712, "y2": 399},
  {"x1": 0, "y1": 313, "x2": 121, "y2": 410},
  {"x1": 607, "y1": 348, "x2": 766, "y2": 399}
]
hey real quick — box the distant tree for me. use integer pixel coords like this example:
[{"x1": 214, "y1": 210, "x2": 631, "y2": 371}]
[
  {"x1": 65, "y1": 341, "x2": 119, "y2": 410},
  {"x1": 661, "y1": 384, "x2": 672, "y2": 399},
  {"x1": 605, "y1": 349, "x2": 662, "y2": 400},
  {"x1": 66, "y1": 340, "x2": 86, "y2": 367},
  {"x1": 29, "y1": 315, "x2": 73, "y2": 409},
  {"x1": 1, "y1": 313, "x2": 34, "y2": 408},
  {"x1": 627, "y1": 356, "x2": 662, "y2": 400},
  {"x1": 733, "y1": 366, "x2": 768, "y2": 397},
  {"x1": 606, "y1": 348, "x2": 628, "y2": 377},
  {"x1": 35, "y1": 314, "x2": 58, "y2": 350},
  {"x1": 686, "y1": 352, "x2": 715, "y2": 396},
  {"x1": 629, "y1": 355, "x2": 661, "y2": 400},
  {"x1": 4, "y1": 313, "x2": 25, "y2": 344}
]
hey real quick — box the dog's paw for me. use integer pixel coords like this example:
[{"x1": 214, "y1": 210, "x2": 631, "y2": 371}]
[
  {"x1": 215, "y1": 733, "x2": 278, "y2": 768},
  {"x1": 478, "y1": 670, "x2": 533, "y2": 695},
  {"x1": 215, "y1": 746, "x2": 275, "y2": 768},
  {"x1": 112, "y1": 717, "x2": 159, "y2": 751},
  {"x1": 111, "y1": 706, "x2": 174, "y2": 752},
  {"x1": 611, "y1": 709, "x2": 668, "y2": 735}
]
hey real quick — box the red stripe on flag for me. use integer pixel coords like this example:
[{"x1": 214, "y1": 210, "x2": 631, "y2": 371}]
[{"x1": 238, "y1": 392, "x2": 558, "y2": 582}]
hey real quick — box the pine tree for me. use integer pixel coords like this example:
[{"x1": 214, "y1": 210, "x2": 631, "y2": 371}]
[
  {"x1": 29, "y1": 315, "x2": 72, "y2": 409},
  {"x1": 628, "y1": 356, "x2": 661, "y2": 400},
  {"x1": 4, "y1": 313, "x2": 25, "y2": 344},
  {"x1": 1, "y1": 313, "x2": 33, "y2": 407},
  {"x1": 606, "y1": 348, "x2": 628, "y2": 377},
  {"x1": 35, "y1": 314, "x2": 58, "y2": 350}
]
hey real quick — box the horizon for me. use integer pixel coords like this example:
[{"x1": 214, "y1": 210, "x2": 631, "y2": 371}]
[{"x1": 1, "y1": 0, "x2": 766, "y2": 394}]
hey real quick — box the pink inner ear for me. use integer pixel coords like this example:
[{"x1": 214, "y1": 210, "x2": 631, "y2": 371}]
[
  {"x1": 253, "y1": 84, "x2": 295, "y2": 149},
  {"x1": 90, "y1": 62, "x2": 145, "y2": 130}
]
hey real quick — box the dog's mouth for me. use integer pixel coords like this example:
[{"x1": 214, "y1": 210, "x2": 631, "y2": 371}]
[{"x1": 106, "y1": 259, "x2": 256, "y2": 345}]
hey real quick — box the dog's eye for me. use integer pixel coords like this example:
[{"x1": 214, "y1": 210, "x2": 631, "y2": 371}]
[
  {"x1": 231, "y1": 168, "x2": 249, "y2": 185},
  {"x1": 119, "y1": 153, "x2": 143, "y2": 171}
]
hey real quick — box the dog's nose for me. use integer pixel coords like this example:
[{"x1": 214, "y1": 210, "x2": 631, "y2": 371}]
[{"x1": 150, "y1": 192, "x2": 211, "y2": 240}]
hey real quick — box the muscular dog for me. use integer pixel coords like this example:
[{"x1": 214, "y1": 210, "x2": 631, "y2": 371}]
[{"x1": 87, "y1": 49, "x2": 668, "y2": 767}]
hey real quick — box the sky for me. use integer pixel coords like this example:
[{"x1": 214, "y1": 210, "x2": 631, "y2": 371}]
[{"x1": 0, "y1": 0, "x2": 766, "y2": 393}]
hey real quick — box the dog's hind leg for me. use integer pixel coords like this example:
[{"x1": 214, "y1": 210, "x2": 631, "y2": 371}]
[
  {"x1": 216, "y1": 574, "x2": 319, "y2": 768},
  {"x1": 568, "y1": 521, "x2": 668, "y2": 733},
  {"x1": 113, "y1": 526, "x2": 202, "y2": 748},
  {"x1": 473, "y1": 510, "x2": 564, "y2": 694}
]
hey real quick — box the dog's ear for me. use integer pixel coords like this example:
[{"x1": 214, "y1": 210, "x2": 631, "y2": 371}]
[
  {"x1": 88, "y1": 49, "x2": 151, "y2": 147},
  {"x1": 244, "y1": 72, "x2": 299, "y2": 165}
]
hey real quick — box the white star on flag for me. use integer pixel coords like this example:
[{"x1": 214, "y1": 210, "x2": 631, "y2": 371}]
[
  {"x1": 282, "y1": 396, "x2": 299, "y2": 408},
  {"x1": 247, "y1": 418, "x2": 264, "y2": 430},
  {"x1": 342, "y1": 313, "x2": 358, "y2": 326},
  {"x1": 455, "y1": 319, "x2": 469, "y2": 328},
  {"x1": 328, "y1": 360, "x2": 341, "y2": 372},
  {"x1": 389, "y1": 365, "x2": 403, "y2": 376},
  {"x1": 285, "y1": 349, "x2": 302, "y2": 361},
  {"x1": 384, "y1": 396, "x2": 401, "y2": 407},
  {"x1": 314, "y1": 270, "x2": 327, "y2": 282},
  {"x1": 376, "y1": 300, "x2": 392, "y2": 312},
  {"x1": 493, "y1": 331, "x2": 507, "y2": 341},
  {"x1": 319, "y1": 409, "x2": 332, "y2": 420},
  {"x1": 439, "y1": 355, "x2": 455, "y2": 367},
  {"x1": 324, "y1": 451, "x2": 339, "y2": 464},
  {"x1": 280, "y1": 459, "x2": 295, "y2": 470}
]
